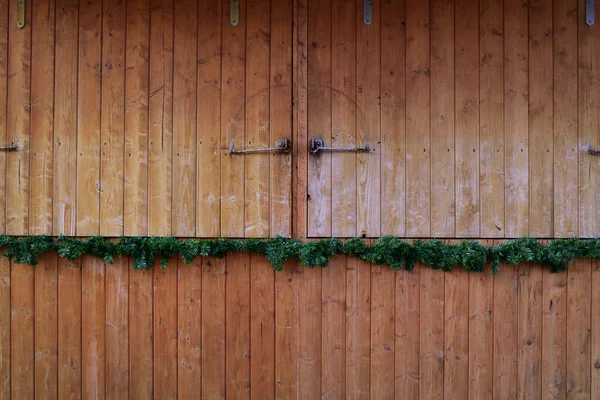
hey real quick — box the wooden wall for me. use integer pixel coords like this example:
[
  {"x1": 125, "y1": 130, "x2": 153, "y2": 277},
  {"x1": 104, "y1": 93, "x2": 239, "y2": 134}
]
[
  {"x1": 1, "y1": 0, "x2": 600, "y2": 239},
  {"x1": 1, "y1": 246, "x2": 600, "y2": 398}
]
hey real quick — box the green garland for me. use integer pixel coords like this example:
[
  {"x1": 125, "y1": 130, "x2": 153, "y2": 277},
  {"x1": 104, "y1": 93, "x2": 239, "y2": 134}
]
[{"x1": 0, "y1": 235, "x2": 599, "y2": 274}]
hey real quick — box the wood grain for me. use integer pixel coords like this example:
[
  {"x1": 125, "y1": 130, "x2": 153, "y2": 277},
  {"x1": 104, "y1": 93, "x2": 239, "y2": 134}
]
[
  {"x1": 11, "y1": 262, "x2": 34, "y2": 398},
  {"x1": 419, "y1": 266, "x2": 443, "y2": 400},
  {"x1": 0, "y1": 0, "x2": 7, "y2": 234},
  {"x1": 0, "y1": 257, "x2": 9, "y2": 397},
  {"x1": 444, "y1": 267, "x2": 468, "y2": 399},
  {"x1": 82, "y1": 256, "x2": 105, "y2": 399},
  {"x1": 58, "y1": 258, "x2": 81, "y2": 399},
  {"x1": 154, "y1": 258, "x2": 177, "y2": 399},
  {"x1": 129, "y1": 266, "x2": 153, "y2": 398}
]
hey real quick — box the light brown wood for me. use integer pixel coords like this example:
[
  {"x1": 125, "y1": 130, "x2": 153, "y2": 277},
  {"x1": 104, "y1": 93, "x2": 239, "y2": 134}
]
[
  {"x1": 479, "y1": 0, "x2": 505, "y2": 238},
  {"x1": 419, "y1": 266, "x2": 443, "y2": 400},
  {"x1": 58, "y1": 258, "x2": 81, "y2": 399},
  {"x1": 275, "y1": 263, "x2": 297, "y2": 399},
  {"x1": 30, "y1": 0, "x2": 55, "y2": 235},
  {"x1": 380, "y1": 0, "x2": 406, "y2": 237},
  {"x1": 100, "y1": 0, "x2": 126, "y2": 237},
  {"x1": 34, "y1": 253, "x2": 58, "y2": 399},
  {"x1": 518, "y1": 264, "x2": 543, "y2": 399},
  {"x1": 11, "y1": 262, "x2": 34, "y2": 398},
  {"x1": 455, "y1": 0, "x2": 479, "y2": 237},
  {"x1": 124, "y1": 0, "x2": 150, "y2": 236},
  {"x1": 225, "y1": 253, "x2": 251, "y2": 398},
  {"x1": 0, "y1": 257, "x2": 9, "y2": 397},
  {"x1": 76, "y1": 0, "x2": 102, "y2": 236},
  {"x1": 172, "y1": 0, "x2": 197, "y2": 237},
  {"x1": 430, "y1": 0, "x2": 455, "y2": 237},
  {"x1": 553, "y1": 0, "x2": 578, "y2": 238},
  {"x1": 578, "y1": 0, "x2": 600, "y2": 238},
  {"x1": 5, "y1": 0, "x2": 32, "y2": 235},
  {"x1": 148, "y1": 0, "x2": 174, "y2": 237},
  {"x1": 444, "y1": 267, "x2": 468, "y2": 398},
  {"x1": 405, "y1": 0, "x2": 430, "y2": 237},
  {"x1": 504, "y1": 0, "x2": 529, "y2": 237},
  {"x1": 153, "y1": 258, "x2": 177, "y2": 399},
  {"x1": 82, "y1": 256, "x2": 105, "y2": 399},
  {"x1": 196, "y1": 0, "x2": 221, "y2": 237},
  {"x1": 129, "y1": 266, "x2": 153, "y2": 398},
  {"x1": 177, "y1": 257, "x2": 202, "y2": 397},
  {"x1": 269, "y1": 0, "x2": 293, "y2": 237},
  {"x1": 306, "y1": 0, "x2": 332, "y2": 237},
  {"x1": 105, "y1": 258, "x2": 129, "y2": 399},
  {"x1": 220, "y1": 0, "x2": 246, "y2": 238},
  {"x1": 297, "y1": 264, "x2": 321, "y2": 399},
  {"x1": 53, "y1": 0, "x2": 78, "y2": 236},
  {"x1": 592, "y1": 260, "x2": 600, "y2": 400},
  {"x1": 330, "y1": 0, "x2": 356, "y2": 238},
  {"x1": 322, "y1": 255, "x2": 346, "y2": 399},
  {"x1": 250, "y1": 254, "x2": 275, "y2": 399},
  {"x1": 202, "y1": 256, "x2": 226, "y2": 399},
  {"x1": 395, "y1": 267, "x2": 420, "y2": 399},
  {"x1": 0, "y1": 0, "x2": 7, "y2": 234},
  {"x1": 245, "y1": 0, "x2": 271, "y2": 238}
]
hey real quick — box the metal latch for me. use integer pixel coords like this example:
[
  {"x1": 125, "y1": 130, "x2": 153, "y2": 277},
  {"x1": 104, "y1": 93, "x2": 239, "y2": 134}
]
[
  {"x1": 364, "y1": 0, "x2": 372, "y2": 25},
  {"x1": 228, "y1": 137, "x2": 291, "y2": 155},
  {"x1": 309, "y1": 138, "x2": 370, "y2": 154},
  {"x1": 16, "y1": 0, "x2": 25, "y2": 29},
  {"x1": 587, "y1": 0, "x2": 595, "y2": 26},
  {"x1": 0, "y1": 143, "x2": 18, "y2": 152},
  {"x1": 230, "y1": 0, "x2": 239, "y2": 27}
]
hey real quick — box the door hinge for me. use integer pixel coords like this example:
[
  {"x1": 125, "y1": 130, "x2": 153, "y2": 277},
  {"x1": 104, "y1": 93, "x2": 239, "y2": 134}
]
[{"x1": 16, "y1": 0, "x2": 25, "y2": 29}]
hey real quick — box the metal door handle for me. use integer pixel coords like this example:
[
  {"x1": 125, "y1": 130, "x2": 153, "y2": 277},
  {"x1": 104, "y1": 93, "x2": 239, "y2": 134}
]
[
  {"x1": 309, "y1": 138, "x2": 370, "y2": 154},
  {"x1": 228, "y1": 137, "x2": 291, "y2": 155}
]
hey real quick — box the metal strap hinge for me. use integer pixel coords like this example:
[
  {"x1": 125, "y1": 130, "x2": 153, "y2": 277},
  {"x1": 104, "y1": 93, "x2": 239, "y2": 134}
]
[
  {"x1": 16, "y1": 0, "x2": 25, "y2": 29},
  {"x1": 587, "y1": 0, "x2": 595, "y2": 26},
  {"x1": 0, "y1": 144, "x2": 18, "y2": 152},
  {"x1": 309, "y1": 138, "x2": 370, "y2": 154},
  {"x1": 228, "y1": 137, "x2": 291, "y2": 155}
]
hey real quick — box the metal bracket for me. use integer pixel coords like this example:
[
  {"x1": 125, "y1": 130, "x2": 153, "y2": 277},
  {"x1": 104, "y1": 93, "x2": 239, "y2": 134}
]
[
  {"x1": 230, "y1": 0, "x2": 239, "y2": 27},
  {"x1": 589, "y1": 148, "x2": 600, "y2": 155},
  {"x1": 16, "y1": 0, "x2": 25, "y2": 29},
  {"x1": 587, "y1": 0, "x2": 594, "y2": 26},
  {"x1": 309, "y1": 138, "x2": 370, "y2": 154},
  {"x1": 229, "y1": 137, "x2": 291, "y2": 155},
  {"x1": 363, "y1": 0, "x2": 373, "y2": 25},
  {"x1": 0, "y1": 144, "x2": 18, "y2": 152}
]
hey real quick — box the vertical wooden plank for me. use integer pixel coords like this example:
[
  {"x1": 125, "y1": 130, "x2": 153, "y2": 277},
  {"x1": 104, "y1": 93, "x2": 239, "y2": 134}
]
[
  {"x1": 34, "y1": 240, "x2": 58, "y2": 400},
  {"x1": 226, "y1": 253, "x2": 251, "y2": 398},
  {"x1": 468, "y1": 247, "x2": 494, "y2": 400},
  {"x1": 153, "y1": 258, "x2": 177, "y2": 399},
  {"x1": 82, "y1": 256, "x2": 106, "y2": 399},
  {"x1": 542, "y1": 267, "x2": 567, "y2": 400},
  {"x1": 244, "y1": 0, "x2": 271, "y2": 238},
  {"x1": 395, "y1": 267, "x2": 419, "y2": 399},
  {"x1": 297, "y1": 266, "x2": 321, "y2": 399},
  {"x1": 269, "y1": 0, "x2": 293, "y2": 237},
  {"x1": 380, "y1": 0, "x2": 406, "y2": 237},
  {"x1": 528, "y1": 0, "x2": 553, "y2": 237},
  {"x1": 455, "y1": 0, "x2": 479, "y2": 237},
  {"x1": 504, "y1": 0, "x2": 529, "y2": 237},
  {"x1": 0, "y1": 0, "x2": 7, "y2": 234},
  {"x1": 346, "y1": 251, "x2": 371, "y2": 399},
  {"x1": 275, "y1": 262, "x2": 297, "y2": 399},
  {"x1": 0, "y1": 257, "x2": 9, "y2": 397},
  {"x1": 11, "y1": 263, "x2": 34, "y2": 398},
  {"x1": 178, "y1": 257, "x2": 202, "y2": 397},
  {"x1": 202, "y1": 256, "x2": 226, "y2": 399},
  {"x1": 172, "y1": 0, "x2": 197, "y2": 237},
  {"x1": 101, "y1": 0, "x2": 126, "y2": 236},
  {"x1": 321, "y1": 255, "x2": 346, "y2": 399},
  {"x1": 6, "y1": 0, "x2": 32, "y2": 235},
  {"x1": 430, "y1": 0, "x2": 454, "y2": 237},
  {"x1": 370, "y1": 265, "x2": 395, "y2": 398},
  {"x1": 124, "y1": 0, "x2": 150, "y2": 236},
  {"x1": 30, "y1": 0, "x2": 55, "y2": 235},
  {"x1": 58, "y1": 258, "x2": 82, "y2": 399},
  {"x1": 306, "y1": 0, "x2": 331, "y2": 237},
  {"x1": 105, "y1": 258, "x2": 129, "y2": 399},
  {"x1": 221, "y1": 0, "x2": 246, "y2": 238},
  {"x1": 77, "y1": 0, "x2": 102, "y2": 236},
  {"x1": 578, "y1": 0, "x2": 600, "y2": 238},
  {"x1": 552, "y1": 0, "x2": 577, "y2": 238},
  {"x1": 196, "y1": 0, "x2": 221, "y2": 237},
  {"x1": 356, "y1": 0, "x2": 381, "y2": 237},
  {"x1": 53, "y1": 0, "x2": 78, "y2": 236},
  {"x1": 419, "y1": 266, "x2": 443, "y2": 400},
  {"x1": 566, "y1": 258, "x2": 592, "y2": 399},
  {"x1": 331, "y1": 0, "x2": 356, "y2": 238},
  {"x1": 518, "y1": 264, "x2": 543, "y2": 399},
  {"x1": 444, "y1": 267, "x2": 469, "y2": 399},
  {"x1": 405, "y1": 0, "x2": 430, "y2": 237},
  {"x1": 250, "y1": 255, "x2": 275, "y2": 399},
  {"x1": 592, "y1": 260, "x2": 600, "y2": 399},
  {"x1": 493, "y1": 262, "x2": 518, "y2": 400},
  {"x1": 479, "y1": 0, "x2": 505, "y2": 237},
  {"x1": 129, "y1": 267, "x2": 153, "y2": 398},
  {"x1": 148, "y1": 0, "x2": 173, "y2": 237}
]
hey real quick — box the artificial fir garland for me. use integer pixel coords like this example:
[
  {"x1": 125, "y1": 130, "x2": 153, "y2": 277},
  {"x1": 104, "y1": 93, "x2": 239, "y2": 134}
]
[{"x1": 0, "y1": 235, "x2": 599, "y2": 274}]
